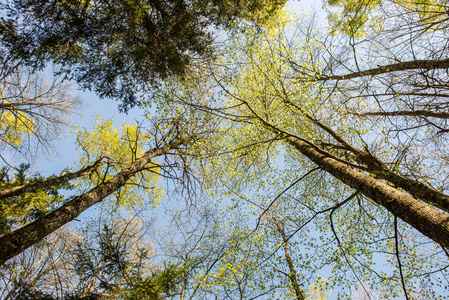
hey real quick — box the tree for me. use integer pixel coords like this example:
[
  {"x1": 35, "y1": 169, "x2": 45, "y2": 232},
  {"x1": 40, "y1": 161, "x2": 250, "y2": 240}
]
[
  {"x1": 291, "y1": 1, "x2": 449, "y2": 215},
  {"x1": 1, "y1": 212, "x2": 183, "y2": 299},
  {"x1": 267, "y1": 211, "x2": 307, "y2": 300},
  {"x1": 0, "y1": 116, "x2": 200, "y2": 264},
  {"x1": 0, "y1": 66, "x2": 81, "y2": 162},
  {"x1": 150, "y1": 7, "x2": 449, "y2": 297},
  {"x1": 0, "y1": 0, "x2": 286, "y2": 111}
]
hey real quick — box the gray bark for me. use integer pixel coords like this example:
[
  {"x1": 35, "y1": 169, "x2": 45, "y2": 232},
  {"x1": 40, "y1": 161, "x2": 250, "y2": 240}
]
[{"x1": 285, "y1": 135, "x2": 449, "y2": 249}]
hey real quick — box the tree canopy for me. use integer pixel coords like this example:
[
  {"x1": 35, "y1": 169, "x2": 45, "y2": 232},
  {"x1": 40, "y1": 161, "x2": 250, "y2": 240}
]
[
  {"x1": 146, "y1": 5, "x2": 449, "y2": 297},
  {"x1": 1, "y1": 0, "x2": 449, "y2": 299},
  {"x1": 0, "y1": 0, "x2": 286, "y2": 111}
]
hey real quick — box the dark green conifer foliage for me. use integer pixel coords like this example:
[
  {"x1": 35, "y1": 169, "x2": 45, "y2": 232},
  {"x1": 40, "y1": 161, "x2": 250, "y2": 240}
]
[
  {"x1": 0, "y1": 0, "x2": 285, "y2": 111},
  {"x1": 0, "y1": 164, "x2": 71, "y2": 234}
]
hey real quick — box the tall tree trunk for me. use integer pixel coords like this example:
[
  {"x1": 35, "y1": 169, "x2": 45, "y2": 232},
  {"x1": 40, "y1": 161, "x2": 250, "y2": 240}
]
[
  {"x1": 284, "y1": 135, "x2": 449, "y2": 249},
  {"x1": 273, "y1": 221, "x2": 305, "y2": 300},
  {"x1": 0, "y1": 137, "x2": 190, "y2": 264},
  {"x1": 288, "y1": 106, "x2": 449, "y2": 213}
]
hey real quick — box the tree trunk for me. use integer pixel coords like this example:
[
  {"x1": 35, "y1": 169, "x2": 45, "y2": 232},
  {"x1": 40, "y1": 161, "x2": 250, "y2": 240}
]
[
  {"x1": 274, "y1": 222, "x2": 305, "y2": 300},
  {"x1": 285, "y1": 135, "x2": 449, "y2": 249},
  {"x1": 0, "y1": 137, "x2": 190, "y2": 264},
  {"x1": 360, "y1": 110, "x2": 449, "y2": 119},
  {"x1": 372, "y1": 169, "x2": 449, "y2": 213},
  {"x1": 300, "y1": 111, "x2": 449, "y2": 213}
]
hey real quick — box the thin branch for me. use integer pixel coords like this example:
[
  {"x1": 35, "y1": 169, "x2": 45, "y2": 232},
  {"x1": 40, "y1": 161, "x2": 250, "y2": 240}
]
[
  {"x1": 394, "y1": 216, "x2": 410, "y2": 300},
  {"x1": 255, "y1": 167, "x2": 320, "y2": 230}
]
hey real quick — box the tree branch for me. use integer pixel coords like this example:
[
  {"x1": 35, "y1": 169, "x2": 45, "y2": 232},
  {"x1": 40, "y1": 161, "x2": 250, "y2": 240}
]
[
  {"x1": 313, "y1": 58, "x2": 449, "y2": 81},
  {"x1": 0, "y1": 155, "x2": 107, "y2": 201}
]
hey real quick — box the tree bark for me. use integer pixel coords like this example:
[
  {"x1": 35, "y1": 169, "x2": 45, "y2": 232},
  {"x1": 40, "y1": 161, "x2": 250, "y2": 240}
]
[
  {"x1": 0, "y1": 155, "x2": 106, "y2": 201},
  {"x1": 284, "y1": 135, "x2": 449, "y2": 249},
  {"x1": 359, "y1": 110, "x2": 449, "y2": 119},
  {"x1": 301, "y1": 110, "x2": 449, "y2": 213},
  {"x1": 274, "y1": 222, "x2": 305, "y2": 300},
  {"x1": 316, "y1": 58, "x2": 449, "y2": 81},
  {"x1": 372, "y1": 169, "x2": 449, "y2": 213},
  {"x1": 0, "y1": 137, "x2": 190, "y2": 264}
]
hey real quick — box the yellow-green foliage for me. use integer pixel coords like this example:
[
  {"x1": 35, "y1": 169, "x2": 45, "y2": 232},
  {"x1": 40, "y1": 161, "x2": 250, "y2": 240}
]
[
  {"x1": 197, "y1": 9, "x2": 326, "y2": 192},
  {"x1": 75, "y1": 117, "x2": 163, "y2": 210},
  {"x1": 326, "y1": 0, "x2": 447, "y2": 36},
  {"x1": 307, "y1": 276, "x2": 332, "y2": 300},
  {"x1": 146, "y1": 7, "x2": 447, "y2": 298},
  {"x1": 204, "y1": 10, "x2": 443, "y2": 298},
  {"x1": 0, "y1": 109, "x2": 35, "y2": 148}
]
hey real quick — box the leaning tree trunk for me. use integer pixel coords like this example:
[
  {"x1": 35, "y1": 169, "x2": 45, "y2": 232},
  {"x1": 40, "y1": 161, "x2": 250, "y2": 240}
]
[
  {"x1": 283, "y1": 135, "x2": 449, "y2": 250},
  {"x1": 297, "y1": 105, "x2": 449, "y2": 213},
  {"x1": 0, "y1": 137, "x2": 190, "y2": 264}
]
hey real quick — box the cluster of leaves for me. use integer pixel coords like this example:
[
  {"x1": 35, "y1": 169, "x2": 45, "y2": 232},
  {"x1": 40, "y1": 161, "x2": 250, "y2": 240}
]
[
  {"x1": 74, "y1": 118, "x2": 163, "y2": 210},
  {"x1": 0, "y1": 111, "x2": 34, "y2": 149}
]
